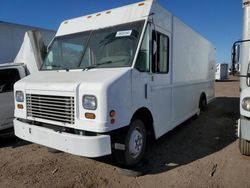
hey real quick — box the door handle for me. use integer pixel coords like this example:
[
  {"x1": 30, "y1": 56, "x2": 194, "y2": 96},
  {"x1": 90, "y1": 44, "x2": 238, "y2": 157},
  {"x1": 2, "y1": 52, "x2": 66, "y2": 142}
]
[{"x1": 145, "y1": 84, "x2": 148, "y2": 99}]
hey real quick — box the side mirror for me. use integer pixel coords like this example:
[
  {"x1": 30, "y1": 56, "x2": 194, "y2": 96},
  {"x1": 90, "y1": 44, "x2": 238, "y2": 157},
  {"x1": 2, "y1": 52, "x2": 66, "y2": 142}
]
[{"x1": 231, "y1": 44, "x2": 240, "y2": 75}]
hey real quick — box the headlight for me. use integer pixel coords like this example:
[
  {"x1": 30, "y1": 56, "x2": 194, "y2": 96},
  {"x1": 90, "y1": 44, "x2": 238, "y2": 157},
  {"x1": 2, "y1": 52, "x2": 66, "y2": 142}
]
[
  {"x1": 83, "y1": 95, "x2": 97, "y2": 110},
  {"x1": 242, "y1": 97, "x2": 250, "y2": 111},
  {"x1": 15, "y1": 91, "x2": 24, "y2": 102}
]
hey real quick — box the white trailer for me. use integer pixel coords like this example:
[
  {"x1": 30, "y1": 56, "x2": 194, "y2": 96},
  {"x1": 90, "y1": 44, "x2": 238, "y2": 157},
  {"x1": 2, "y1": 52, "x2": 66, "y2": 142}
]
[
  {"x1": 13, "y1": 0, "x2": 215, "y2": 166},
  {"x1": 232, "y1": 0, "x2": 250, "y2": 155},
  {"x1": 215, "y1": 63, "x2": 229, "y2": 80},
  {"x1": 0, "y1": 30, "x2": 54, "y2": 131},
  {"x1": 0, "y1": 21, "x2": 55, "y2": 64}
]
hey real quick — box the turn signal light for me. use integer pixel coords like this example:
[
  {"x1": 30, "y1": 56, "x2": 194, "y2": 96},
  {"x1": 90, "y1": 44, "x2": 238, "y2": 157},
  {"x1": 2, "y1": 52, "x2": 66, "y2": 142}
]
[
  {"x1": 17, "y1": 104, "x2": 24, "y2": 109},
  {"x1": 85, "y1": 113, "x2": 96, "y2": 119}
]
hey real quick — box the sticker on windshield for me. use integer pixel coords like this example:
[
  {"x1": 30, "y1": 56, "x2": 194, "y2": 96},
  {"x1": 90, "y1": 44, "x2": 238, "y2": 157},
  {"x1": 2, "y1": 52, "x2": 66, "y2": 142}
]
[{"x1": 116, "y1": 30, "x2": 132, "y2": 37}]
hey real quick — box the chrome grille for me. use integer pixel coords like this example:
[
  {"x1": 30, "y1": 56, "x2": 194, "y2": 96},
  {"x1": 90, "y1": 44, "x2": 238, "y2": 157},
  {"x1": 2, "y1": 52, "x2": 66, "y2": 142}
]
[{"x1": 26, "y1": 94, "x2": 75, "y2": 124}]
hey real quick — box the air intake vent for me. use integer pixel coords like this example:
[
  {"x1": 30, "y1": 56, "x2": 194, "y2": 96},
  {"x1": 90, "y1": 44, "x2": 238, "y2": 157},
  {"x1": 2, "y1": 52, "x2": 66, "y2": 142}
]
[{"x1": 26, "y1": 94, "x2": 75, "y2": 124}]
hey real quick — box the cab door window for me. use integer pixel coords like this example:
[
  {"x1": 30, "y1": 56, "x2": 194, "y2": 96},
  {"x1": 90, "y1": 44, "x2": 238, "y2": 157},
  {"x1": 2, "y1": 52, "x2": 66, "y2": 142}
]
[
  {"x1": 152, "y1": 31, "x2": 169, "y2": 73},
  {"x1": 135, "y1": 26, "x2": 150, "y2": 72}
]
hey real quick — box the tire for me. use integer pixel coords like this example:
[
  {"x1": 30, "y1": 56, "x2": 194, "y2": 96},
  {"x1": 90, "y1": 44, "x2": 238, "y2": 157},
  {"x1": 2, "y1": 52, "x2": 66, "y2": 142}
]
[
  {"x1": 114, "y1": 119, "x2": 146, "y2": 167},
  {"x1": 199, "y1": 95, "x2": 207, "y2": 111},
  {"x1": 47, "y1": 147, "x2": 61, "y2": 153},
  {"x1": 239, "y1": 137, "x2": 250, "y2": 155},
  {"x1": 194, "y1": 95, "x2": 207, "y2": 119}
]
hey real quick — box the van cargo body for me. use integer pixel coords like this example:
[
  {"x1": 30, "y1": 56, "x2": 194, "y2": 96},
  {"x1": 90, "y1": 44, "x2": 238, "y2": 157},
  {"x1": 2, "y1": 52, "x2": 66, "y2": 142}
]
[{"x1": 14, "y1": 0, "x2": 215, "y2": 166}]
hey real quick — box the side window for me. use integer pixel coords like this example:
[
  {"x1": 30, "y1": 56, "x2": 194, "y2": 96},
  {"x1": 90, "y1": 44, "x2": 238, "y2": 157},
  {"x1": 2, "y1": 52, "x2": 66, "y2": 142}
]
[
  {"x1": 135, "y1": 26, "x2": 150, "y2": 72},
  {"x1": 0, "y1": 68, "x2": 20, "y2": 93},
  {"x1": 152, "y1": 31, "x2": 170, "y2": 74}
]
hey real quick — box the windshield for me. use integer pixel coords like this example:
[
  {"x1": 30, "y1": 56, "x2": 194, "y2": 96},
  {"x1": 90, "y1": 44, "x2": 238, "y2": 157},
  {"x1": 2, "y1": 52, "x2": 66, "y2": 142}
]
[{"x1": 41, "y1": 20, "x2": 145, "y2": 70}]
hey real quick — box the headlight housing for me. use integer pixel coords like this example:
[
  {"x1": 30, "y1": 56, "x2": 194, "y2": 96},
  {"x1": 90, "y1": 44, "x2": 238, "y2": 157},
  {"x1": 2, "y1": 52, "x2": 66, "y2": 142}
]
[
  {"x1": 15, "y1": 91, "x2": 24, "y2": 102},
  {"x1": 242, "y1": 97, "x2": 250, "y2": 111},
  {"x1": 83, "y1": 95, "x2": 97, "y2": 110}
]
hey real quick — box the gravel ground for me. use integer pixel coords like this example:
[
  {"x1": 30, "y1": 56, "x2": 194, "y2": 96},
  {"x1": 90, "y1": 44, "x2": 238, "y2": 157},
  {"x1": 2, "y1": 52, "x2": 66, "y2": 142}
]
[{"x1": 0, "y1": 78, "x2": 249, "y2": 188}]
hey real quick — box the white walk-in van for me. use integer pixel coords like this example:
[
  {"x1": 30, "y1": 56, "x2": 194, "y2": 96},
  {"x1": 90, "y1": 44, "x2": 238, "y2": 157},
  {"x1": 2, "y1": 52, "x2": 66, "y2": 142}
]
[
  {"x1": 14, "y1": 0, "x2": 215, "y2": 166},
  {"x1": 232, "y1": 0, "x2": 250, "y2": 155}
]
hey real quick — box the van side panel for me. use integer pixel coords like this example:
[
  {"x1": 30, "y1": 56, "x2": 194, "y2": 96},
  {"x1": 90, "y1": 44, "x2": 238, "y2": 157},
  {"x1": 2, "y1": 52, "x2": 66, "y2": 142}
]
[{"x1": 171, "y1": 17, "x2": 215, "y2": 129}]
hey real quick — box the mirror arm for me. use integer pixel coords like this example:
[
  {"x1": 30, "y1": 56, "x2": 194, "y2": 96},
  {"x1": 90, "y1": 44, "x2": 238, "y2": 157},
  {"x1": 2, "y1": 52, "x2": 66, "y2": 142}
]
[{"x1": 231, "y1": 39, "x2": 250, "y2": 75}]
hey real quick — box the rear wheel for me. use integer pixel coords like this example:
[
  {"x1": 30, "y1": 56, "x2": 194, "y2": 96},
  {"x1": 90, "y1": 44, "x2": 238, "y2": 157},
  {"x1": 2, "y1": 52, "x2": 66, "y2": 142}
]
[
  {"x1": 195, "y1": 95, "x2": 207, "y2": 118},
  {"x1": 199, "y1": 95, "x2": 207, "y2": 111},
  {"x1": 114, "y1": 119, "x2": 146, "y2": 167}
]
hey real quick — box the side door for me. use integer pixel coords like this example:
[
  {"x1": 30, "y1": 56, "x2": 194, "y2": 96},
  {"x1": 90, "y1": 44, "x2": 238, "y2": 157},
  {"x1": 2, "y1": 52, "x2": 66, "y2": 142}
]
[
  {"x1": 150, "y1": 28, "x2": 172, "y2": 139},
  {"x1": 0, "y1": 67, "x2": 22, "y2": 130},
  {"x1": 132, "y1": 24, "x2": 152, "y2": 114}
]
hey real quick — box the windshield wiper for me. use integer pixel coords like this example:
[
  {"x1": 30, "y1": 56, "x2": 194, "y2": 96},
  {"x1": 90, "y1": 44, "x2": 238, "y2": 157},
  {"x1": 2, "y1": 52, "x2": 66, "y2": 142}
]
[
  {"x1": 83, "y1": 61, "x2": 113, "y2": 71},
  {"x1": 82, "y1": 59, "x2": 127, "y2": 71}
]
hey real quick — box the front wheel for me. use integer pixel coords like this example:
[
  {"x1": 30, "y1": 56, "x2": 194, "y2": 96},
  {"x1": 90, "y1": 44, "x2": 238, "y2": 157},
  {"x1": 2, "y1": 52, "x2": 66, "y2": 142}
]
[{"x1": 114, "y1": 119, "x2": 146, "y2": 167}]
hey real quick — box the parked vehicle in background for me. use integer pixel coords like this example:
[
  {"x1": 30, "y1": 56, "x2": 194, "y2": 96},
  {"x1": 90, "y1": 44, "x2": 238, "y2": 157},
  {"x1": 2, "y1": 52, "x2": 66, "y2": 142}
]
[
  {"x1": 232, "y1": 0, "x2": 250, "y2": 155},
  {"x1": 0, "y1": 21, "x2": 55, "y2": 64},
  {"x1": 0, "y1": 63, "x2": 27, "y2": 131},
  {"x1": 0, "y1": 30, "x2": 54, "y2": 132},
  {"x1": 13, "y1": 0, "x2": 215, "y2": 166},
  {"x1": 215, "y1": 63, "x2": 229, "y2": 80}
]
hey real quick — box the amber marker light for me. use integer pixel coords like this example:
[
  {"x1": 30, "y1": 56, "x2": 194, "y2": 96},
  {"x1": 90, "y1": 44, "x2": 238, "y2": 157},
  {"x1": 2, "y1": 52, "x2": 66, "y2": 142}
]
[
  {"x1": 110, "y1": 110, "x2": 116, "y2": 118},
  {"x1": 138, "y1": 3, "x2": 145, "y2": 6},
  {"x1": 17, "y1": 104, "x2": 24, "y2": 109},
  {"x1": 106, "y1": 11, "x2": 111, "y2": 14},
  {"x1": 87, "y1": 15, "x2": 92, "y2": 19},
  {"x1": 85, "y1": 113, "x2": 96, "y2": 119},
  {"x1": 96, "y1": 13, "x2": 101, "y2": 17},
  {"x1": 110, "y1": 110, "x2": 116, "y2": 125}
]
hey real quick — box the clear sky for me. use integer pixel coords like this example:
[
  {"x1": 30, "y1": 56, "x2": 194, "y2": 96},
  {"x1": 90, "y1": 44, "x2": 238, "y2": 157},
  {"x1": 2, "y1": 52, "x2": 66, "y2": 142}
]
[{"x1": 0, "y1": 0, "x2": 242, "y2": 63}]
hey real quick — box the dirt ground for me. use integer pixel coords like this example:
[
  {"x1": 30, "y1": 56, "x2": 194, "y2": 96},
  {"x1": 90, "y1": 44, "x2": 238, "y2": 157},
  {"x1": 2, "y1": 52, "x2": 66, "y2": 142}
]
[{"x1": 0, "y1": 78, "x2": 249, "y2": 188}]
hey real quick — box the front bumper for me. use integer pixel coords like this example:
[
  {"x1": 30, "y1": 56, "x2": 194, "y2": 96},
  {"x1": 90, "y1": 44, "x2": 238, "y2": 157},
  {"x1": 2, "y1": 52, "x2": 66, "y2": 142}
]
[{"x1": 14, "y1": 119, "x2": 112, "y2": 157}]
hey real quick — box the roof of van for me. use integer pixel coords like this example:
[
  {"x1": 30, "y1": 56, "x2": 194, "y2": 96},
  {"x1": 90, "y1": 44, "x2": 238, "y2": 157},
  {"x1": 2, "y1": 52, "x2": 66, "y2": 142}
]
[{"x1": 56, "y1": 0, "x2": 155, "y2": 36}]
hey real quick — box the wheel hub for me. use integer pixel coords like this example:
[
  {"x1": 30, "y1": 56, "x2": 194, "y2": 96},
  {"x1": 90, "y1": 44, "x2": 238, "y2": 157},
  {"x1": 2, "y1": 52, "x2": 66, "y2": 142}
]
[{"x1": 129, "y1": 129, "x2": 143, "y2": 158}]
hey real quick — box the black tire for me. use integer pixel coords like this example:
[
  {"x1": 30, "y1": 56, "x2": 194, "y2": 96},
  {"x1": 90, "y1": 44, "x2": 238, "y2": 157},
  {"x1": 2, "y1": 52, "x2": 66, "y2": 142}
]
[
  {"x1": 47, "y1": 147, "x2": 61, "y2": 153},
  {"x1": 194, "y1": 95, "x2": 207, "y2": 119},
  {"x1": 114, "y1": 119, "x2": 146, "y2": 167},
  {"x1": 239, "y1": 137, "x2": 250, "y2": 155},
  {"x1": 199, "y1": 95, "x2": 207, "y2": 111}
]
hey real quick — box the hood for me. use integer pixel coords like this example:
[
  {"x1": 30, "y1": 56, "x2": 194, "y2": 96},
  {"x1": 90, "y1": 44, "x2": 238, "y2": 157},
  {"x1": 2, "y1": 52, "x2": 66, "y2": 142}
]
[{"x1": 17, "y1": 68, "x2": 132, "y2": 92}]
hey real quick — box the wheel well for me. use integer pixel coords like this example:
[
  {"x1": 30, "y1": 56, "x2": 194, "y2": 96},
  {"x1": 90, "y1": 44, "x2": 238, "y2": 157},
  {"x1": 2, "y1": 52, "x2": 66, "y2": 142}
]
[{"x1": 131, "y1": 107, "x2": 155, "y2": 139}]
